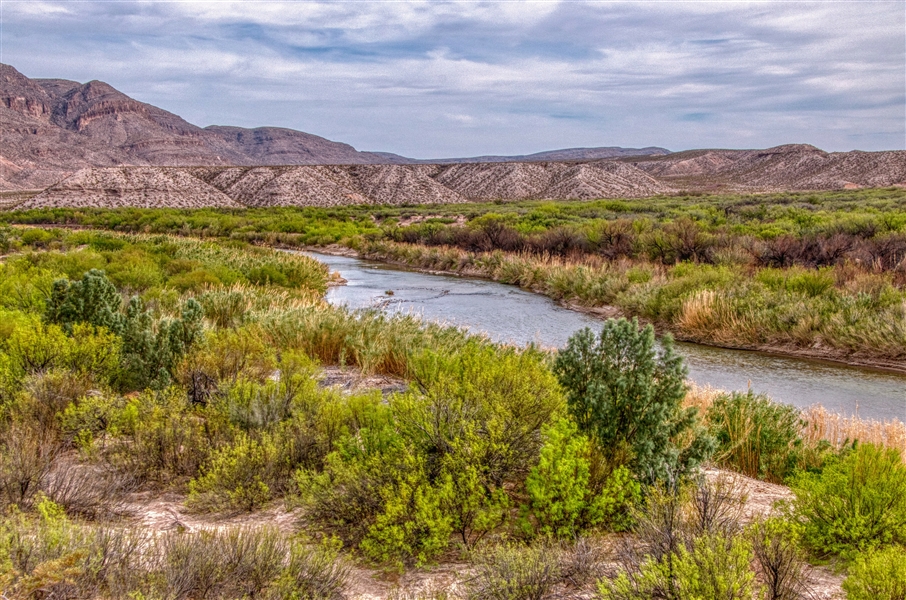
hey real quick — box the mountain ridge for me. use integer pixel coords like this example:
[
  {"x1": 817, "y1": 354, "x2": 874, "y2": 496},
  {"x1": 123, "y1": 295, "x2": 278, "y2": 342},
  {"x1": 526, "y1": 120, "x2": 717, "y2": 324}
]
[{"x1": 3, "y1": 62, "x2": 904, "y2": 206}]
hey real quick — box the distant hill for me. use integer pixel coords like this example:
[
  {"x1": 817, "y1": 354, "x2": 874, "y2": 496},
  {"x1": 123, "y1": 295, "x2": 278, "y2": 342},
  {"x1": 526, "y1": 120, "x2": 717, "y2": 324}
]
[
  {"x1": 0, "y1": 63, "x2": 669, "y2": 190},
  {"x1": 2, "y1": 62, "x2": 904, "y2": 203}
]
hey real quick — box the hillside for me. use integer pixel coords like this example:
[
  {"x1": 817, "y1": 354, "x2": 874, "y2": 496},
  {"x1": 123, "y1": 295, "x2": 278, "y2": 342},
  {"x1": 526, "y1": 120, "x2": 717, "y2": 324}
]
[
  {"x1": 17, "y1": 161, "x2": 676, "y2": 209},
  {"x1": 0, "y1": 63, "x2": 669, "y2": 191}
]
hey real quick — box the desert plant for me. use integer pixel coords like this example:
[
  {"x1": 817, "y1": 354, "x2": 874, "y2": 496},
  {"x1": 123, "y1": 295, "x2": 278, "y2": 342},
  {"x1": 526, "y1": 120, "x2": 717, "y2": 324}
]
[
  {"x1": 707, "y1": 390, "x2": 804, "y2": 483},
  {"x1": 267, "y1": 538, "x2": 351, "y2": 600},
  {"x1": 790, "y1": 442, "x2": 906, "y2": 558},
  {"x1": 554, "y1": 318, "x2": 714, "y2": 483},
  {"x1": 842, "y1": 545, "x2": 906, "y2": 600},
  {"x1": 748, "y1": 517, "x2": 813, "y2": 600},
  {"x1": 0, "y1": 421, "x2": 63, "y2": 508},
  {"x1": 188, "y1": 432, "x2": 285, "y2": 511},
  {"x1": 466, "y1": 542, "x2": 563, "y2": 600}
]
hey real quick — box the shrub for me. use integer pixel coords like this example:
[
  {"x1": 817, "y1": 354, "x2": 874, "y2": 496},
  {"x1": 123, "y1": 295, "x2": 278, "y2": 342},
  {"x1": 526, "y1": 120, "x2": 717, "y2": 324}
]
[
  {"x1": 748, "y1": 517, "x2": 813, "y2": 600},
  {"x1": 466, "y1": 542, "x2": 563, "y2": 600},
  {"x1": 45, "y1": 269, "x2": 124, "y2": 334},
  {"x1": 155, "y1": 527, "x2": 284, "y2": 600},
  {"x1": 525, "y1": 417, "x2": 639, "y2": 538},
  {"x1": 553, "y1": 317, "x2": 714, "y2": 483},
  {"x1": 0, "y1": 421, "x2": 62, "y2": 508},
  {"x1": 267, "y1": 538, "x2": 350, "y2": 600},
  {"x1": 188, "y1": 432, "x2": 285, "y2": 511},
  {"x1": 358, "y1": 453, "x2": 453, "y2": 567},
  {"x1": 599, "y1": 532, "x2": 758, "y2": 600},
  {"x1": 790, "y1": 443, "x2": 906, "y2": 558},
  {"x1": 707, "y1": 391, "x2": 803, "y2": 483},
  {"x1": 393, "y1": 343, "x2": 563, "y2": 547},
  {"x1": 842, "y1": 545, "x2": 906, "y2": 600}
]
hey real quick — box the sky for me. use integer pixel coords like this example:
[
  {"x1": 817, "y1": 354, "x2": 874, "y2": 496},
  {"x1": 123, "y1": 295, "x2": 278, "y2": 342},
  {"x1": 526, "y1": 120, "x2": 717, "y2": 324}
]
[{"x1": 1, "y1": 1, "x2": 904, "y2": 157}]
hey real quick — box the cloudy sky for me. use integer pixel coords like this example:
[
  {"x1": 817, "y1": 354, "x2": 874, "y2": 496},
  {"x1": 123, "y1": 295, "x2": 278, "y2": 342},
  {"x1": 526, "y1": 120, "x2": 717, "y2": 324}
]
[{"x1": 2, "y1": 1, "x2": 904, "y2": 157}]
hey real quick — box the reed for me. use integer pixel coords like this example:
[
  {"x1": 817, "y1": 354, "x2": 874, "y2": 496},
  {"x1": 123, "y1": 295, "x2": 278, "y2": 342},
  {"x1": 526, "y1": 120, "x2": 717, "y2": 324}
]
[{"x1": 685, "y1": 383, "x2": 906, "y2": 462}]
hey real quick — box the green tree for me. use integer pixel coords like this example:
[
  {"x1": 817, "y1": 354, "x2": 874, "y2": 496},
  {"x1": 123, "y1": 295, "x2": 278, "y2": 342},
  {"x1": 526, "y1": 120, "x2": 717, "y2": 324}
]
[
  {"x1": 843, "y1": 546, "x2": 906, "y2": 600},
  {"x1": 117, "y1": 296, "x2": 204, "y2": 391},
  {"x1": 553, "y1": 318, "x2": 713, "y2": 483}
]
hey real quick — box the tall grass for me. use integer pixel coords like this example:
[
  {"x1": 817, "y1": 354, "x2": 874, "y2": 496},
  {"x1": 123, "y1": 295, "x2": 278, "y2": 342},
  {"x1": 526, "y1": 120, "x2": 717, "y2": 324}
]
[
  {"x1": 359, "y1": 240, "x2": 906, "y2": 362},
  {"x1": 685, "y1": 383, "x2": 906, "y2": 465}
]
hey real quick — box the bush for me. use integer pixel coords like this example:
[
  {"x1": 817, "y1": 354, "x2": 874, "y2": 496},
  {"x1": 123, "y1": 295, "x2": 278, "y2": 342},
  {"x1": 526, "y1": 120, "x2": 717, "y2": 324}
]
[
  {"x1": 394, "y1": 343, "x2": 563, "y2": 547},
  {"x1": 466, "y1": 542, "x2": 563, "y2": 600},
  {"x1": 525, "y1": 417, "x2": 639, "y2": 538},
  {"x1": 599, "y1": 532, "x2": 757, "y2": 600},
  {"x1": 707, "y1": 391, "x2": 804, "y2": 483},
  {"x1": 267, "y1": 538, "x2": 350, "y2": 600},
  {"x1": 553, "y1": 318, "x2": 714, "y2": 483},
  {"x1": 842, "y1": 545, "x2": 906, "y2": 600},
  {"x1": 188, "y1": 432, "x2": 285, "y2": 511},
  {"x1": 790, "y1": 443, "x2": 906, "y2": 558},
  {"x1": 748, "y1": 517, "x2": 813, "y2": 600}
]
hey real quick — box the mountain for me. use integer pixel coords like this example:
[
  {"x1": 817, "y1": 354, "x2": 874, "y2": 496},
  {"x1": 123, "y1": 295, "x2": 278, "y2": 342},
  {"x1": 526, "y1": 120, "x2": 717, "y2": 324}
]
[
  {"x1": 0, "y1": 63, "x2": 670, "y2": 191},
  {"x1": 626, "y1": 144, "x2": 906, "y2": 191},
  {"x1": 3, "y1": 62, "x2": 904, "y2": 204},
  {"x1": 412, "y1": 146, "x2": 672, "y2": 163}
]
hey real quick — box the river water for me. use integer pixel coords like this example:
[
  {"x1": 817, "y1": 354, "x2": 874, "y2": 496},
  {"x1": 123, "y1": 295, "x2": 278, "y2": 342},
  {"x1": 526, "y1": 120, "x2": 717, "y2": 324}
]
[{"x1": 305, "y1": 252, "x2": 906, "y2": 422}]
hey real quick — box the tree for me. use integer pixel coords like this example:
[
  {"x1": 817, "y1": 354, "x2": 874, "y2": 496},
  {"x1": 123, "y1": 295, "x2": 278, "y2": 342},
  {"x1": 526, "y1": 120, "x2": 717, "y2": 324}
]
[{"x1": 553, "y1": 318, "x2": 713, "y2": 483}]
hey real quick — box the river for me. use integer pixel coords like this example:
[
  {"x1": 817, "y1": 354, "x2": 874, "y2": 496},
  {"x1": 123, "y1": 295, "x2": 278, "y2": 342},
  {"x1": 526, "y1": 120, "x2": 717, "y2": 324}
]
[{"x1": 305, "y1": 251, "x2": 906, "y2": 422}]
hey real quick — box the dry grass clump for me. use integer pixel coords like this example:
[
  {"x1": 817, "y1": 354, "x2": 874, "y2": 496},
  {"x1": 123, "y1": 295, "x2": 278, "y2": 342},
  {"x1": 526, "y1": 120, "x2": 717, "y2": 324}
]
[
  {"x1": 685, "y1": 383, "x2": 906, "y2": 462},
  {"x1": 801, "y1": 404, "x2": 906, "y2": 459}
]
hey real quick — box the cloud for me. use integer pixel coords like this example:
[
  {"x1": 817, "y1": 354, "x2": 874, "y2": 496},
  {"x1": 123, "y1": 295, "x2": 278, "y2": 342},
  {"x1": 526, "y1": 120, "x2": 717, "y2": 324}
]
[{"x1": 1, "y1": 0, "x2": 903, "y2": 154}]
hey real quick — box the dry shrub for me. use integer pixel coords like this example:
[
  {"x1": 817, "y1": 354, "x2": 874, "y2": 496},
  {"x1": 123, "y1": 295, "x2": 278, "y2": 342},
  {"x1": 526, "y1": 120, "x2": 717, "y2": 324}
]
[
  {"x1": 0, "y1": 420, "x2": 63, "y2": 508},
  {"x1": 20, "y1": 369, "x2": 95, "y2": 431},
  {"x1": 41, "y1": 459, "x2": 137, "y2": 520},
  {"x1": 688, "y1": 472, "x2": 747, "y2": 538},
  {"x1": 558, "y1": 537, "x2": 610, "y2": 588},
  {"x1": 465, "y1": 542, "x2": 564, "y2": 600},
  {"x1": 749, "y1": 517, "x2": 814, "y2": 600}
]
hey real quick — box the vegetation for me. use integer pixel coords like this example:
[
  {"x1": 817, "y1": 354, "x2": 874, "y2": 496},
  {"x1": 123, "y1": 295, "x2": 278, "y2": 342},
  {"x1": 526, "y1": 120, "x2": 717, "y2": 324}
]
[
  {"x1": 789, "y1": 442, "x2": 906, "y2": 559},
  {"x1": 0, "y1": 225, "x2": 904, "y2": 598},
  {"x1": 4, "y1": 187, "x2": 906, "y2": 363},
  {"x1": 554, "y1": 318, "x2": 714, "y2": 483}
]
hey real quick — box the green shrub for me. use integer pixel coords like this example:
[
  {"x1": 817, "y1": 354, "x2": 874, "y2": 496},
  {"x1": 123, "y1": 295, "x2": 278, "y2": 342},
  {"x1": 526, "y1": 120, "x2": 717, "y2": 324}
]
[
  {"x1": 45, "y1": 269, "x2": 124, "y2": 334},
  {"x1": 672, "y1": 533, "x2": 757, "y2": 600},
  {"x1": 525, "y1": 417, "x2": 639, "y2": 537},
  {"x1": 599, "y1": 532, "x2": 758, "y2": 600},
  {"x1": 790, "y1": 443, "x2": 906, "y2": 558},
  {"x1": 554, "y1": 317, "x2": 714, "y2": 483},
  {"x1": 359, "y1": 451, "x2": 453, "y2": 567},
  {"x1": 707, "y1": 390, "x2": 803, "y2": 483},
  {"x1": 189, "y1": 432, "x2": 285, "y2": 511},
  {"x1": 842, "y1": 546, "x2": 906, "y2": 600},
  {"x1": 393, "y1": 343, "x2": 563, "y2": 547},
  {"x1": 110, "y1": 387, "x2": 210, "y2": 483}
]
